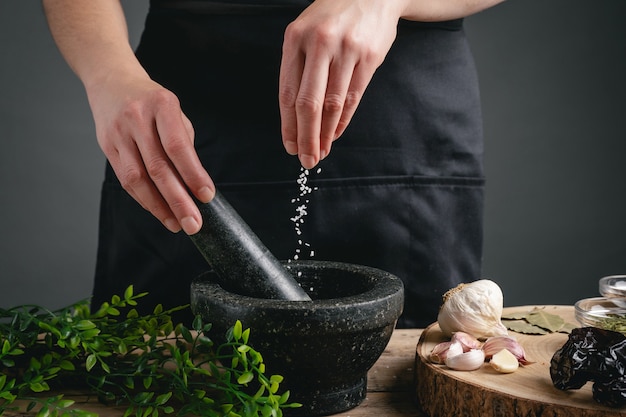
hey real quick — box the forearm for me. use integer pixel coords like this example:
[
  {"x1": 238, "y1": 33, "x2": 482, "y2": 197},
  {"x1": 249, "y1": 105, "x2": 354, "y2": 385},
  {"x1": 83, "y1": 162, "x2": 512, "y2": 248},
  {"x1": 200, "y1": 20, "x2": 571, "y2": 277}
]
[
  {"x1": 42, "y1": 0, "x2": 148, "y2": 91},
  {"x1": 398, "y1": 0, "x2": 504, "y2": 22}
]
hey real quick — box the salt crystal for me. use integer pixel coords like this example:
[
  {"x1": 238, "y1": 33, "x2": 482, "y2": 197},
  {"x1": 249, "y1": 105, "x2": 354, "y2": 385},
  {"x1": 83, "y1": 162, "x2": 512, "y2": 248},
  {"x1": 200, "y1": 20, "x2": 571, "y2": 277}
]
[{"x1": 290, "y1": 167, "x2": 321, "y2": 261}]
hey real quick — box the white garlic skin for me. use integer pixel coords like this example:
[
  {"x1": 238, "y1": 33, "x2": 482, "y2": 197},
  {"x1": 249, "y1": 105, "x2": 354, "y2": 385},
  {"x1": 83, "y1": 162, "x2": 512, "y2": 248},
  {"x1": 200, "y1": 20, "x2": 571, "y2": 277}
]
[
  {"x1": 437, "y1": 279, "x2": 509, "y2": 339},
  {"x1": 445, "y1": 349, "x2": 486, "y2": 371}
]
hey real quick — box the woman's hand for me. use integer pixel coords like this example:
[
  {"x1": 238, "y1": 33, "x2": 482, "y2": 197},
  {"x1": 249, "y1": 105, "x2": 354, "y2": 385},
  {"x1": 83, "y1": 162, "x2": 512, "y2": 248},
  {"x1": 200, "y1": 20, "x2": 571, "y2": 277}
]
[
  {"x1": 87, "y1": 74, "x2": 215, "y2": 235},
  {"x1": 43, "y1": 0, "x2": 214, "y2": 235},
  {"x1": 278, "y1": 0, "x2": 404, "y2": 169},
  {"x1": 278, "y1": 0, "x2": 504, "y2": 169}
]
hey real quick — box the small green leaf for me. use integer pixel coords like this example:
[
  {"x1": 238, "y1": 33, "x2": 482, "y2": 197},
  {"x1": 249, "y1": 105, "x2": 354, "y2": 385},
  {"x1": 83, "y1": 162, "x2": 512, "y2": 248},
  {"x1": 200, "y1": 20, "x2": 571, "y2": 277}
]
[
  {"x1": 155, "y1": 392, "x2": 172, "y2": 406},
  {"x1": 237, "y1": 372, "x2": 254, "y2": 385},
  {"x1": 233, "y1": 321, "x2": 243, "y2": 340},
  {"x1": 9, "y1": 347, "x2": 24, "y2": 356},
  {"x1": 2, "y1": 358, "x2": 15, "y2": 367},
  {"x1": 269, "y1": 375, "x2": 284, "y2": 384},
  {"x1": 124, "y1": 377, "x2": 135, "y2": 389},
  {"x1": 192, "y1": 315, "x2": 203, "y2": 332},
  {"x1": 2, "y1": 339, "x2": 11, "y2": 354},
  {"x1": 278, "y1": 391, "x2": 290, "y2": 404},
  {"x1": 261, "y1": 404, "x2": 273, "y2": 417},
  {"x1": 36, "y1": 405, "x2": 50, "y2": 417},
  {"x1": 75, "y1": 320, "x2": 96, "y2": 331},
  {"x1": 30, "y1": 382, "x2": 48, "y2": 393},
  {"x1": 56, "y1": 399, "x2": 76, "y2": 408},
  {"x1": 0, "y1": 390, "x2": 17, "y2": 401},
  {"x1": 180, "y1": 326, "x2": 193, "y2": 344},
  {"x1": 58, "y1": 360, "x2": 75, "y2": 371},
  {"x1": 81, "y1": 329, "x2": 101, "y2": 339},
  {"x1": 30, "y1": 356, "x2": 42, "y2": 371},
  {"x1": 142, "y1": 406, "x2": 154, "y2": 417},
  {"x1": 107, "y1": 307, "x2": 121, "y2": 316},
  {"x1": 85, "y1": 354, "x2": 97, "y2": 371},
  {"x1": 252, "y1": 386, "x2": 266, "y2": 400},
  {"x1": 242, "y1": 328, "x2": 250, "y2": 344},
  {"x1": 133, "y1": 391, "x2": 154, "y2": 405},
  {"x1": 123, "y1": 285, "x2": 134, "y2": 300}
]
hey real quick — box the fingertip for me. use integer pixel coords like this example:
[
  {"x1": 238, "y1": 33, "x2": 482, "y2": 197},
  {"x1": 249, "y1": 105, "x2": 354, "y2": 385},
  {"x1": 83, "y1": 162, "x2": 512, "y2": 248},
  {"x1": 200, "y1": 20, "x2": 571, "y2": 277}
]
[
  {"x1": 299, "y1": 154, "x2": 317, "y2": 169},
  {"x1": 181, "y1": 216, "x2": 201, "y2": 235},
  {"x1": 284, "y1": 140, "x2": 298, "y2": 155},
  {"x1": 164, "y1": 218, "x2": 182, "y2": 233},
  {"x1": 197, "y1": 185, "x2": 215, "y2": 204}
]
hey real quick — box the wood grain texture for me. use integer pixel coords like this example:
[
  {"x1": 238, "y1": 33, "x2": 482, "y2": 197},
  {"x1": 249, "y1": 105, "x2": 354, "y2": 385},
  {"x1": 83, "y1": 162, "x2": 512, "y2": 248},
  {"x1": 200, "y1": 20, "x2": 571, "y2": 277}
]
[{"x1": 415, "y1": 305, "x2": 626, "y2": 417}]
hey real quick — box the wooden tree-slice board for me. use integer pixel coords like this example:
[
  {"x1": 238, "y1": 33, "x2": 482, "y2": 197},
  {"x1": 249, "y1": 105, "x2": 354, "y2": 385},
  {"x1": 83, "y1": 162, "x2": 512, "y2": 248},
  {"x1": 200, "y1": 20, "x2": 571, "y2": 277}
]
[{"x1": 415, "y1": 305, "x2": 626, "y2": 417}]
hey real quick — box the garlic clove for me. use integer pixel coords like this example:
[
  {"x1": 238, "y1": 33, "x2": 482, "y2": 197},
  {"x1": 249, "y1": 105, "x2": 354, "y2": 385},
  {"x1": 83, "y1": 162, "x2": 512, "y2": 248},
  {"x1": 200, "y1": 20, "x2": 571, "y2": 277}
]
[
  {"x1": 482, "y1": 336, "x2": 533, "y2": 365},
  {"x1": 444, "y1": 348, "x2": 485, "y2": 371},
  {"x1": 430, "y1": 333, "x2": 483, "y2": 364},
  {"x1": 437, "y1": 279, "x2": 509, "y2": 339},
  {"x1": 429, "y1": 341, "x2": 451, "y2": 364},
  {"x1": 490, "y1": 348, "x2": 519, "y2": 373},
  {"x1": 446, "y1": 341, "x2": 464, "y2": 358},
  {"x1": 451, "y1": 331, "x2": 483, "y2": 350}
]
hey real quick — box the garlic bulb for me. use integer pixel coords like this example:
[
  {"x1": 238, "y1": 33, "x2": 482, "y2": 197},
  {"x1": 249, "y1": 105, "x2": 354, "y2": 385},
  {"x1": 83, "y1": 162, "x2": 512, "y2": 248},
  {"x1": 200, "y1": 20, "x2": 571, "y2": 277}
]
[{"x1": 437, "y1": 279, "x2": 509, "y2": 339}]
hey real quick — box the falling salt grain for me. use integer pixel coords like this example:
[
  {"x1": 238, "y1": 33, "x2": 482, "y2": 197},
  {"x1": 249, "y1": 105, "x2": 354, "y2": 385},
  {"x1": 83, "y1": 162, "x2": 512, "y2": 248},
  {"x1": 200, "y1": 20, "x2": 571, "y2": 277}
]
[{"x1": 290, "y1": 167, "x2": 321, "y2": 261}]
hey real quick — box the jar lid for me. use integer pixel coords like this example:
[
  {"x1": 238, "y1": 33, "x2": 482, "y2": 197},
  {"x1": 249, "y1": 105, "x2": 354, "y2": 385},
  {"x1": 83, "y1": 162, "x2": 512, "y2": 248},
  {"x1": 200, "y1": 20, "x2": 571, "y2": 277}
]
[{"x1": 599, "y1": 275, "x2": 626, "y2": 298}]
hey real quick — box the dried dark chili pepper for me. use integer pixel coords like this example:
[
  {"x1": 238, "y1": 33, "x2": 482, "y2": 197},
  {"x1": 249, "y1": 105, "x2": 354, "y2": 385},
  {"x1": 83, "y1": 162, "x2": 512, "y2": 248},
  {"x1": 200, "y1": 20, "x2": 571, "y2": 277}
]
[{"x1": 550, "y1": 327, "x2": 626, "y2": 408}]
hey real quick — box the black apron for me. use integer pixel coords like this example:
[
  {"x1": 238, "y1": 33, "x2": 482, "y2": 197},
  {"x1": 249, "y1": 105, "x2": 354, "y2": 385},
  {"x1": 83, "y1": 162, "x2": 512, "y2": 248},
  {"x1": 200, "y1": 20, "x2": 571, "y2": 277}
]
[{"x1": 93, "y1": 0, "x2": 485, "y2": 328}]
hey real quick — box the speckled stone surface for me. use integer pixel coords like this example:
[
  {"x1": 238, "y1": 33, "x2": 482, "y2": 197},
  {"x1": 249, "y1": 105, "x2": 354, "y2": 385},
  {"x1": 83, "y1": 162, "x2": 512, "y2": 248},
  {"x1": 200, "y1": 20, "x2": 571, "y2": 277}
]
[
  {"x1": 189, "y1": 190, "x2": 311, "y2": 301},
  {"x1": 191, "y1": 260, "x2": 404, "y2": 416}
]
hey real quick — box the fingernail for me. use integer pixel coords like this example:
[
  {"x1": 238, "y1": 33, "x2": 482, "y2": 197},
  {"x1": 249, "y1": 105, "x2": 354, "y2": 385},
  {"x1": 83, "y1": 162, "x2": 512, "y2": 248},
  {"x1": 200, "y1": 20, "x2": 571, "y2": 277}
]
[
  {"x1": 164, "y1": 218, "x2": 182, "y2": 233},
  {"x1": 198, "y1": 186, "x2": 214, "y2": 203},
  {"x1": 181, "y1": 216, "x2": 200, "y2": 235},
  {"x1": 299, "y1": 154, "x2": 317, "y2": 169},
  {"x1": 320, "y1": 149, "x2": 328, "y2": 160}
]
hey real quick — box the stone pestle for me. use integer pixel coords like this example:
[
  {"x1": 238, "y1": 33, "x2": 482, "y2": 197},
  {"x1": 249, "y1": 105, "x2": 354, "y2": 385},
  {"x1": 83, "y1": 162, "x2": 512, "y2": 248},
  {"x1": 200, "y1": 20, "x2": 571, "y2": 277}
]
[{"x1": 188, "y1": 190, "x2": 312, "y2": 301}]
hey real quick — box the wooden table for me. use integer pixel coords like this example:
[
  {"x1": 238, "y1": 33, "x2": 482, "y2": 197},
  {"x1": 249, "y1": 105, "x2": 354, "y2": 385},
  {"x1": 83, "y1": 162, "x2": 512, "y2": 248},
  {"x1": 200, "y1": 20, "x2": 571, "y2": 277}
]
[
  {"x1": 12, "y1": 329, "x2": 426, "y2": 417},
  {"x1": 333, "y1": 329, "x2": 426, "y2": 417}
]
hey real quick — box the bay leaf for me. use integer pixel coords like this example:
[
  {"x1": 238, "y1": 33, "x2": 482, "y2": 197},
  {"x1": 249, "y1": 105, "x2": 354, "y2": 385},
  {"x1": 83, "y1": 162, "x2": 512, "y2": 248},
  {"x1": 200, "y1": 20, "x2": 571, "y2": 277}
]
[
  {"x1": 558, "y1": 322, "x2": 578, "y2": 334},
  {"x1": 501, "y1": 311, "x2": 530, "y2": 320},
  {"x1": 526, "y1": 310, "x2": 565, "y2": 333},
  {"x1": 505, "y1": 320, "x2": 550, "y2": 335}
]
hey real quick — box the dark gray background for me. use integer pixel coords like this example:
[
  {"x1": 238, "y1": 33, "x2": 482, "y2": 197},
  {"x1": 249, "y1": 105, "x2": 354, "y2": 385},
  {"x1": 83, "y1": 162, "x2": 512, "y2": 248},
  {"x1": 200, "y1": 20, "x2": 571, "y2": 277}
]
[{"x1": 1, "y1": 1, "x2": 625, "y2": 312}]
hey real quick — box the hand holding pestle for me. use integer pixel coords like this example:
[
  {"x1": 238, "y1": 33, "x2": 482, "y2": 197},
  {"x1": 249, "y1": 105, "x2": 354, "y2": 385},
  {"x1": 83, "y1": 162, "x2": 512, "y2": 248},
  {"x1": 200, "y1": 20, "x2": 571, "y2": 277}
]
[{"x1": 188, "y1": 190, "x2": 312, "y2": 301}]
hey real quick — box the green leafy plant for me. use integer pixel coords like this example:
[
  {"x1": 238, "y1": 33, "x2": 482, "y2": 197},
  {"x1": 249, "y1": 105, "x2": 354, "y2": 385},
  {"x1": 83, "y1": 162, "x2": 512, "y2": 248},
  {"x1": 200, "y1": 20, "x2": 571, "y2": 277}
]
[{"x1": 0, "y1": 286, "x2": 300, "y2": 417}]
